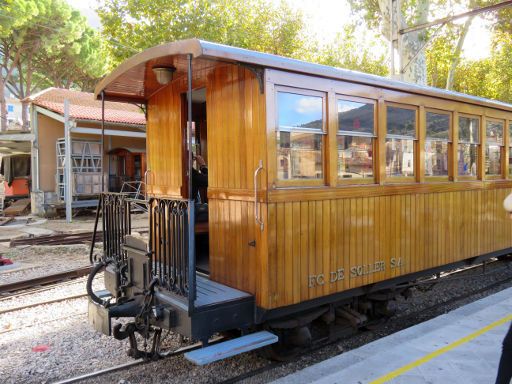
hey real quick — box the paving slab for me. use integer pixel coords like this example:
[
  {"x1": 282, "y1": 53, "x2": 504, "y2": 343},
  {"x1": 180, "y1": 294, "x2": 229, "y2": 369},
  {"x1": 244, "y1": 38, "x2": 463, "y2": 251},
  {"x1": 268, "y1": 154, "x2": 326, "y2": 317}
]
[{"x1": 273, "y1": 287, "x2": 512, "y2": 384}]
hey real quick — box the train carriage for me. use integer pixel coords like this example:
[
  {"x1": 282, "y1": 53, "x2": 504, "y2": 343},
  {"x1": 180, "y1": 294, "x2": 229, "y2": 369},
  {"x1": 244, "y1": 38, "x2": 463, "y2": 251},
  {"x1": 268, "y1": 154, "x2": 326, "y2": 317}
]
[{"x1": 87, "y1": 39, "x2": 512, "y2": 362}]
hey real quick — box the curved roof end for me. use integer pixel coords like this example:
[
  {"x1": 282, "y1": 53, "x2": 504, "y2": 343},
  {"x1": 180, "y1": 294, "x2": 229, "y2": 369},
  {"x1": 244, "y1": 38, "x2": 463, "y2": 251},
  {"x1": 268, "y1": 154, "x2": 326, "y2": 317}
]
[{"x1": 94, "y1": 39, "x2": 204, "y2": 102}]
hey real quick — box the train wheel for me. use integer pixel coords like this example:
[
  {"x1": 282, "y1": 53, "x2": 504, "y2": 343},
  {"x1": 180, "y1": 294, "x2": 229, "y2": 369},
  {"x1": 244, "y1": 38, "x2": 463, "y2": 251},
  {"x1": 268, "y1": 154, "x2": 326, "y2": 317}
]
[{"x1": 258, "y1": 326, "x2": 311, "y2": 362}]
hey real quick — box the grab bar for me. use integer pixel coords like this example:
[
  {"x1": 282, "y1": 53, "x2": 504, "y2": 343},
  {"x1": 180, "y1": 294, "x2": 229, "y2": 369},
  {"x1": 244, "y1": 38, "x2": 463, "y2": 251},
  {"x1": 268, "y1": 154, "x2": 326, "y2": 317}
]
[{"x1": 254, "y1": 160, "x2": 264, "y2": 231}]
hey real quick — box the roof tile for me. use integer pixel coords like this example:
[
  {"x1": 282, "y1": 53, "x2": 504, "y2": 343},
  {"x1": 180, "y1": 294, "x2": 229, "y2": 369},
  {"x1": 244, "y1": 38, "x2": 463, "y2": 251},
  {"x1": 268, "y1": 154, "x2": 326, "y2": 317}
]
[{"x1": 30, "y1": 88, "x2": 145, "y2": 126}]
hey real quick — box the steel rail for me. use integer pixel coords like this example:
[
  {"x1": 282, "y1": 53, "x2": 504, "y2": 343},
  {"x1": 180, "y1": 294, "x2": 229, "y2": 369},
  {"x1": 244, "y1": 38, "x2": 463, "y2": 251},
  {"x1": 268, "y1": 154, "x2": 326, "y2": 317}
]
[
  {"x1": 0, "y1": 276, "x2": 90, "y2": 301},
  {"x1": 0, "y1": 293, "x2": 88, "y2": 315},
  {"x1": 53, "y1": 337, "x2": 225, "y2": 384},
  {"x1": 0, "y1": 266, "x2": 92, "y2": 293},
  {"x1": 9, "y1": 227, "x2": 148, "y2": 247},
  {"x1": 219, "y1": 260, "x2": 512, "y2": 384}
]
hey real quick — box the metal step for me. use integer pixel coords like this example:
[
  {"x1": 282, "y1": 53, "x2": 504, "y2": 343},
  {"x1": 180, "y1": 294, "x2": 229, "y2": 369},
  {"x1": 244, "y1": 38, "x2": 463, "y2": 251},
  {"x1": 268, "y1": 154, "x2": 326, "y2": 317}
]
[{"x1": 184, "y1": 331, "x2": 278, "y2": 365}]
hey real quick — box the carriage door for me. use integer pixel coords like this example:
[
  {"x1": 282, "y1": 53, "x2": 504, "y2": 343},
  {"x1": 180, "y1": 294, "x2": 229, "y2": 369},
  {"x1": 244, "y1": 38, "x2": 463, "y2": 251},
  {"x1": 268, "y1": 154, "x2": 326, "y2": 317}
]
[{"x1": 181, "y1": 88, "x2": 209, "y2": 273}]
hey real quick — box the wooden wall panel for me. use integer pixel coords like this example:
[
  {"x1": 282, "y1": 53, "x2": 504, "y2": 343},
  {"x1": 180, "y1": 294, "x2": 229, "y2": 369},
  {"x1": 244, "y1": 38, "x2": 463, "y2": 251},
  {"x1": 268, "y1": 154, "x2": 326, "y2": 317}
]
[
  {"x1": 206, "y1": 64, "x2": 268, "y2": 303},
  {"x1": 262, "y1": 188, "x2": 512, "y2": 309},
  {"x1": 206, "y1": 65, "x2": 267, "y2": 192},
  {"x1": 146, "y1": 83, "x2": 183, "y2": 198}
]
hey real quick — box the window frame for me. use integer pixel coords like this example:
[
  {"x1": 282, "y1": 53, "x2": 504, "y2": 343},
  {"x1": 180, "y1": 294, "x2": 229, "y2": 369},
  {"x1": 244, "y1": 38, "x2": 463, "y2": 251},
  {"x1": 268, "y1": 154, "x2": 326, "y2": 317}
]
[
  {"x1": 384, "y1": 102, "x2": 418, "y2": 183},
  {"x1": 335, "y1": 95, "x2": 377, "y2": 185},
  {"x1": 508, "y1": 121, "x2": 512, "y2": 178},
  {"x1": 457, "y1": 113, "x2": 481, "y2": 181},
  {"x1": 424, "y1": 108, "x2": 452, "y2": 182},
  {"x1": 274, "y1": 86, "x2": 327, "y2": 187},
  {"x1": 485, "y1": 117, "x2": 505, "y2": 180}
]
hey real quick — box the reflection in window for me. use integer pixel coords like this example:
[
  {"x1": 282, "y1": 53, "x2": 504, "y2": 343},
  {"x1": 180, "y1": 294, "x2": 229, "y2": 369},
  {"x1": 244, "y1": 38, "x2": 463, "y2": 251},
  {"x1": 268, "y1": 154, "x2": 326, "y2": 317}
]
[
  {"x1": 458, "y1": 144, "x2": 478, "y2": 176},
  {"x1": 386, "y1": 106, "x2": 416, "y2": 177},
  {"x1": 338, "y1": 136, "x2": 373, "y2": 179},
  {"x1": 387, "y1": 106, "x2": 416, "y2": 136},
  {"x1": 509, "y1": 123, "x2": 512, "y2": 176},
  {"x1": 458, "y1": 116, "x2": 479, "y2": 177},
  {"x1": 426, "y1": 141, "x2": 449, "y2": 177},
  {"x1": 277, "y1": 132, "x2": 322, "y2": 179},
  {"x1": 486, "y1": 120, "x2": 504, "y2": 176},
  {"x1": 425, "y1": 112, "x2": 450, "y2": 177},
  {"x1": 277, "y1": 92, "x2": 323, "y2": 130},
  {"x1": 386, "y1": 139, "x2": 415, "y2": 177},
  {"x1": 337, "y1": 99, "x2": 374, "y2": 180},
  {"x1": 276, "y1": 91, "x2": 324, "y2": 180}
]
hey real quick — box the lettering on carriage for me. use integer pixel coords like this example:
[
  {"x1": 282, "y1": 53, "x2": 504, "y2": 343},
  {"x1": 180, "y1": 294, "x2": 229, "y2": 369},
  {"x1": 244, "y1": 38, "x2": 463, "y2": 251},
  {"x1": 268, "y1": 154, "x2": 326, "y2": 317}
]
[
  {"x1": 308, "y1": 268, "x2": 345, "y2": 288},
  {"x1": 349, "y1": 261, "x2": 385, "y2": 278},
  {"x1": 390, "y1": 257, "x2": 403, "y2": 268}
]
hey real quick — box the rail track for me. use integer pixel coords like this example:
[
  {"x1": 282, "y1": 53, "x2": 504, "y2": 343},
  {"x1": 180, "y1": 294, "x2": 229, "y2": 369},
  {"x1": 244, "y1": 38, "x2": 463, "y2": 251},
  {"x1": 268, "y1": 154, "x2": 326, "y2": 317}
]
[
  {"x1": 8, "y1": 227, "x2": 148, "y2": 247},
  {"x1": 53, "y1": 337, "x2": 225, "y2": 384},
  {"x1": 220, "y1": 260, "x2": 512, "y2": 384},
  {"x1": 0, "y1": 293, "x2": 88, "y2": 315},
  {"x1": 45, "y1": 259, "x2": 512, "y2": 384},
  {"x1": 0, "y1": 266, "x2": 92, "y2": 294}
]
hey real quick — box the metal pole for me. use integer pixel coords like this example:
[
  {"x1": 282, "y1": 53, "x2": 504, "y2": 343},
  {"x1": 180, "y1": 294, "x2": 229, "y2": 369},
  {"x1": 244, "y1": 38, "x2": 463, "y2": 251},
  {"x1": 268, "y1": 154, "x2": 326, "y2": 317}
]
[
  {"x1": 64, "y1": 99, "x2": 72, "y2": 223},
  {"x1": 390, "y1": 0, "x2": 395, "y2": 78},
  {"x1": 101, "y1": 91, "x2": 105, "y2": 192},
  {"x1": 187, "y1": 53, "x2": 196, "y2": 314}
]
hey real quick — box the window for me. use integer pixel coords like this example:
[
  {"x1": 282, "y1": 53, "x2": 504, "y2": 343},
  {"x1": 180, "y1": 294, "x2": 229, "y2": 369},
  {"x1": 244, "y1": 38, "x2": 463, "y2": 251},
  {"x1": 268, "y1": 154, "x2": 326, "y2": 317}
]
[
  {"x1": 509, "y1": 123, "x2": 512, "y2": 177},
  {"x1": 337, "y1": 98, "x2": 375, "y2": 181},
  {"x1": 425, "y1": 111, "x2": 450, "y2": 177},
  {"x1": 486, "y1": 119, "x2": 504, "y2": 177},
  {"x1": 458, "y1": 116, "x2": 479, "y2": 177},
  {"x1": 276, "y1": 90, "x2": 325, "y2": 182},
  {"x1": 7, "y1": 105, "x2": 14, "y2": 114},
  {"x1": 386, "y1": 105, "x2": 416, "y2": 178}
]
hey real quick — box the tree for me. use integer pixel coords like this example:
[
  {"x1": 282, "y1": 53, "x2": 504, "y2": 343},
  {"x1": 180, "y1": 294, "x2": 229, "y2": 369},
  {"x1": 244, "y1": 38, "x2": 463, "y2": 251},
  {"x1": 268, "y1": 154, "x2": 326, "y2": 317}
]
[
  {"x1": 0, "y1": 0, "x2": 107, "y2": 130},
  {"x1": 32, "y1": 25, "x2": 108, "y2": 91},
  {"x1": 348, "y1": 0, "x2": 430, "y2": 84},
  {"x1": 97, "y1": 0, "x2": 307, "y2": 67},
  {"x1": 306, "y1": 24, "x2": 388, "y2": 76}
]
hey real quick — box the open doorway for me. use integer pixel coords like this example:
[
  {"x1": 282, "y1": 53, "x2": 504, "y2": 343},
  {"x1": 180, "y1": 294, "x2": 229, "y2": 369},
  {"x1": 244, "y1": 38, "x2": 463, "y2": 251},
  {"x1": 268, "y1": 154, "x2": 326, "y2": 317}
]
[{"x1": 182, "y1": 88, "x2": 209, "y2": 274}]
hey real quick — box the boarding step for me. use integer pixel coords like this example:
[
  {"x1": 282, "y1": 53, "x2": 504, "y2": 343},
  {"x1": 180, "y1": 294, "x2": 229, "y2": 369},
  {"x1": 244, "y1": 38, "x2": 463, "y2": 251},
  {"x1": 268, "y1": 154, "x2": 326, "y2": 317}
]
[{"x1": 184, "y1": 331, "x2": 278, "y2": 365}]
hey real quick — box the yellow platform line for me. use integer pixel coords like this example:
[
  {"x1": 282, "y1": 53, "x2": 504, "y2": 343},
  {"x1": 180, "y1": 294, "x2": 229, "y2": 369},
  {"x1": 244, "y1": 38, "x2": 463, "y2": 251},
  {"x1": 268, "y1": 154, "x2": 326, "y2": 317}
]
[{"x1": 369, "y1": 313, "x2": 512, "y2": 384}]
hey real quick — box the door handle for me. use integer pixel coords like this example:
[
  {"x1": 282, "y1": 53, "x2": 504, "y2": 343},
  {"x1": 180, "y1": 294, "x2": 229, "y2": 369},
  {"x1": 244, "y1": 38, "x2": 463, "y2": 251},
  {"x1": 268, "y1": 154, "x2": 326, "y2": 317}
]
[{"x1": 254, "y1": 160, "x2": 264, "y2": 231}]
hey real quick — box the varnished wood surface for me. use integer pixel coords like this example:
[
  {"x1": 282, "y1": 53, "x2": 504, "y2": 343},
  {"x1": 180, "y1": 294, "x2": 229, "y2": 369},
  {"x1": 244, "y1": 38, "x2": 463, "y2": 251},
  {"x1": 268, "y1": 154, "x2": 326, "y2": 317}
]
[
  {"x1": 146, "y1": 81, "x2": 183, "y2": 198},
  {"x1": 144, "y1": 62, "x2": 512, "y2": 312},
  {"x1": 206, "y1": 65, "x2": 267, "y2": 191},
  {"x1": 263, "y1": 188, "x2": 512, "y2": 309},
  {"x1": 206, "y1": 64, "x2": 267, "y2": 298}
]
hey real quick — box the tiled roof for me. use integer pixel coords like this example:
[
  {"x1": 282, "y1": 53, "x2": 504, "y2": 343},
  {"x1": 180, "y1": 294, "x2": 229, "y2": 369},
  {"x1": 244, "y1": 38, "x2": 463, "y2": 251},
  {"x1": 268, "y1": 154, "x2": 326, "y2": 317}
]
[{"x1": 29, "y1": 88, "x2": 145, "y2": 126}]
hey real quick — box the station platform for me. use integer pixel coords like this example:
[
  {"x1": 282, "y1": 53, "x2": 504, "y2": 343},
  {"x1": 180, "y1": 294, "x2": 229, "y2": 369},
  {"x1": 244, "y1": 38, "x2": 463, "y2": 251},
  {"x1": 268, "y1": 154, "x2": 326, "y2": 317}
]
[{"x1": 273, "y1": 287, "x2": 512, "y2": 384}]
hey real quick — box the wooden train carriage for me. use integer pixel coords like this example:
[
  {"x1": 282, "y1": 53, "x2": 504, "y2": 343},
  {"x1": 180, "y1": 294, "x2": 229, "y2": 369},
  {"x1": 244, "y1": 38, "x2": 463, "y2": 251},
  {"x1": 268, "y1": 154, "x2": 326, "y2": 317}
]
[{"x1": 92, "y1": 39, "x2": 512, "y2": 350}]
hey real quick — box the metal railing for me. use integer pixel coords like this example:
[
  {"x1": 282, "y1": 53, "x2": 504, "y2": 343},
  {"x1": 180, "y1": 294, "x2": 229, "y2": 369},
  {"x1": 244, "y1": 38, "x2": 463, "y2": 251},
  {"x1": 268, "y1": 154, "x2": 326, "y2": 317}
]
[
  {"x1": 90, "y1": 193, "x2": 196, "y2": 311},
  {"x1": 149, "y1": 198, "x2": 195, "y2": 305},
  {"x1": 90, "y1": 193, "x2": 132, "y2": 265}
]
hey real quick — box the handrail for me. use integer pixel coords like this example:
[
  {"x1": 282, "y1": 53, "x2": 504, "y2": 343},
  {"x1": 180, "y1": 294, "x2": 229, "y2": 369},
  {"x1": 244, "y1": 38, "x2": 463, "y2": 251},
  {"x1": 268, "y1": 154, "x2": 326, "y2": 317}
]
[
  {"x1": 254, "y1": 160, "x2": 264, "y2": 231},
  {"x1": 89, "y1": 198, "x2": 102, "y2": 264},
  {"x1": 144, "y1": 169, "x2": 152, "y2": 200}
]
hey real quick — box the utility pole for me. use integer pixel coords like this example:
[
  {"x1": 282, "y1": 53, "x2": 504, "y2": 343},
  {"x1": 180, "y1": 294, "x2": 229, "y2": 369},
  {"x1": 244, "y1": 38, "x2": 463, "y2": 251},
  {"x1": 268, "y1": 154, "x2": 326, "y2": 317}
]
[{"x1": 392, "y1": 0, "x2": 512, "y2": 79}]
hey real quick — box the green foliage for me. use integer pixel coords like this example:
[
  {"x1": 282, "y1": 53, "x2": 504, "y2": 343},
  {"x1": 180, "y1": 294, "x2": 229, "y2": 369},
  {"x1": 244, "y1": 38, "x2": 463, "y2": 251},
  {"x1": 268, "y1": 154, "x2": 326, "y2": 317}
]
[
  {"x1": 305, "y1": 25, "x2": 389, "y2": 76},
  {"x1": 426, "y1": 23, "x2": 512, "y2": 103},
  {"x1": 98, "y1": 0, "x2": 306, "y2": 66},
  {"x1": 0, "y1": 0, "x2": 107, "y2": 92}
]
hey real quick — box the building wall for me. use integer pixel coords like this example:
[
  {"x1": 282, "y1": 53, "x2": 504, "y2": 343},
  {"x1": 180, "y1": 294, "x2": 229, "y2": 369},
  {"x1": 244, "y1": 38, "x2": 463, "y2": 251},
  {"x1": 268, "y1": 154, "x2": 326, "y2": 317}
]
[{"x1": 37, "y1": 114, "x2": 63, "y2": 192}]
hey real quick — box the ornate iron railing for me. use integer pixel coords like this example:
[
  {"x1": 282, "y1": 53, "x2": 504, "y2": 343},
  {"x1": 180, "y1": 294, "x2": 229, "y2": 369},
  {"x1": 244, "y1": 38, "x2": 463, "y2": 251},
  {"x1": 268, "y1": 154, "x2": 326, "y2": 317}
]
[
  {"x1": 149, "y1": 198, "x2": 195, "y2": 304},
  {"x1": 90, "y1": 193, "x2": 132, "y2": 265}
]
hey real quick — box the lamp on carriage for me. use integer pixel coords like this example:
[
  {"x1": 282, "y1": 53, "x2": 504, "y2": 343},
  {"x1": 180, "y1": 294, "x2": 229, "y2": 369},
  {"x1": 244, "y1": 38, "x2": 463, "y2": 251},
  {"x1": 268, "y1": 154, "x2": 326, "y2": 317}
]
[{"x1": 152, "y1": 65, "x2": 176, "y2": 85}]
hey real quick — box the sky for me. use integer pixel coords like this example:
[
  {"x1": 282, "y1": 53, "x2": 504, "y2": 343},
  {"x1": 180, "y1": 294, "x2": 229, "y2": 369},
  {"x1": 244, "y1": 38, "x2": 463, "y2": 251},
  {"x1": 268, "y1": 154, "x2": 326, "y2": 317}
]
[{"x1": 66, "y1": 0, "x2": 492, "y2": 61}]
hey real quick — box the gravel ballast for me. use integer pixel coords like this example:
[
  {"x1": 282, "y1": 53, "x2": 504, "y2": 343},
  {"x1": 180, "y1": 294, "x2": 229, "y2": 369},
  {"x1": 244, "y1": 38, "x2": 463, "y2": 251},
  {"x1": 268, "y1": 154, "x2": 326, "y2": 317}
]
[{"x1": 1, "y1": 259, "x2": 511, "y2": 384}]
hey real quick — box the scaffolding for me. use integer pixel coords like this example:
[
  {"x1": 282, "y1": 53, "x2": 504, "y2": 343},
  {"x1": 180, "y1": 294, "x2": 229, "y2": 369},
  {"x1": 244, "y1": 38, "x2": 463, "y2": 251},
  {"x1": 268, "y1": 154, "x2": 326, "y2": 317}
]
[{"x1": 56, "y1": 138, "x2": 102, "y2": 201}]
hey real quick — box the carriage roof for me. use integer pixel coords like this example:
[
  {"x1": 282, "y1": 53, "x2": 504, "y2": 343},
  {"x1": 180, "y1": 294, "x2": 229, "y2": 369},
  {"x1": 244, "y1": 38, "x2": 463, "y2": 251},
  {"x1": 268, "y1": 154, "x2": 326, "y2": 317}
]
[{"x1": 95, "y1": 38, "x2": 512, "y2": 112}]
